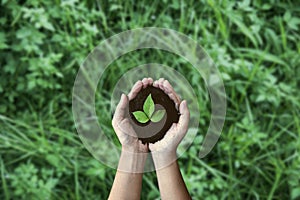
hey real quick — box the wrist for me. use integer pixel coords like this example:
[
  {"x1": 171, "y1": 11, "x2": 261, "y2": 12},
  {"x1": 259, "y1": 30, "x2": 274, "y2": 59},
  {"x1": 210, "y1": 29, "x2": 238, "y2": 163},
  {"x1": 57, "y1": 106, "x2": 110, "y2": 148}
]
[
  {"x1": 121, "y1": 145, "x2": 145, "y2": 153},
  {"x1": 151, "y1": 150, "x2": 177, "y2": 170},
  {"x1": 117, "y1": 149, "x2": 147, "y2": 173}
]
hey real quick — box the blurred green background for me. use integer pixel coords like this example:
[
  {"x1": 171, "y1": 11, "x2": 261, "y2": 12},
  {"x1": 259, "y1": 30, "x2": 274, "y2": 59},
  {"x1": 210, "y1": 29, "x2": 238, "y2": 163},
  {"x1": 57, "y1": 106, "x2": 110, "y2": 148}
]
[{"x1": 1, "y1": 0, "x2": 300, "y2": 199}]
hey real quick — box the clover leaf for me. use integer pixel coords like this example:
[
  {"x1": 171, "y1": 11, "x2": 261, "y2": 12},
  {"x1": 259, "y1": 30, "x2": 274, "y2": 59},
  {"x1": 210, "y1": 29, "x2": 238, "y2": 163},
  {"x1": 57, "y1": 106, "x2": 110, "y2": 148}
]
[
  {"x1": 143, "y1": 94, "x2": 155, "y2": 118},
  {"x1": 132, "y1": 94, "x2": 166, "y2": 123},
  {"x1": 150, "y1": 109, "x2": 166, "y2": 122},
  {"x1": 132, "y1": 111, "x2": 149, "y2": 123}
]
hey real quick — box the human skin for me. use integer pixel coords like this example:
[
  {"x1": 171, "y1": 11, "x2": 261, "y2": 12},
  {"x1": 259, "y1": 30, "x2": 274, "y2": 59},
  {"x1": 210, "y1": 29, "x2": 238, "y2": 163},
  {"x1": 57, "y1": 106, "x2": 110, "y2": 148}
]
[
  {"x1": 108, "y1": 78, "x2": 152, "y2": 200},
  {"x1": 151, "y1": 78, "x2": 191, "y2": 200},
  {"x1": 108, "y1": 78, "x2": 191, "y2": 200}
]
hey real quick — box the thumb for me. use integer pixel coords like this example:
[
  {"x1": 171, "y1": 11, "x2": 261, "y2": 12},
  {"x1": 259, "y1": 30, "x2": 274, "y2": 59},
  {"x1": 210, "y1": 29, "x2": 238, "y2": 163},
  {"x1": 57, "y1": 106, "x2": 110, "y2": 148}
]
[
  {"x1": 113, "y1": 94, "x2": 129, "y2": 123},
  {"x1": 178, "y1": 100, "x2": 190, "y2": 133}
]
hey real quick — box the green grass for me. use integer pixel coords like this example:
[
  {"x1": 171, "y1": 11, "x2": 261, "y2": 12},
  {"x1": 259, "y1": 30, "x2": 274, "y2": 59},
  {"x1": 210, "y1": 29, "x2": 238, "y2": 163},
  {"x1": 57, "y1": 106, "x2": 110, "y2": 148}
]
[{"x1": 1, "y1": 0, "x2": 300, "y2": 199}]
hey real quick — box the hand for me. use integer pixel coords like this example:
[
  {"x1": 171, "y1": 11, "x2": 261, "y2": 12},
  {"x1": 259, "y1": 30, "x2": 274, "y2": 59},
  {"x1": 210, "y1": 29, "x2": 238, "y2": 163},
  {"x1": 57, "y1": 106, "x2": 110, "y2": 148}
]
[
  {"x1": 153, "y1": 78, "x2": 181, "y2": 110},
  {"x1": 150, "y1": 78, "x2": 190, "y2": 166},
  {"x1": 112, "y1": 78, "x2": 154, "y2": 153}
]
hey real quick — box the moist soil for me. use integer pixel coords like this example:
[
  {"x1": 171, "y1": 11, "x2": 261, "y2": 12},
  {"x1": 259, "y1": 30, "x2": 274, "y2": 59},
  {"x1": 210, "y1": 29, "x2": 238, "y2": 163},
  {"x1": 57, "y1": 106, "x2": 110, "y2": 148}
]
[{"x1": 129, "y1": 86, "x2": 180, "y2": 143}]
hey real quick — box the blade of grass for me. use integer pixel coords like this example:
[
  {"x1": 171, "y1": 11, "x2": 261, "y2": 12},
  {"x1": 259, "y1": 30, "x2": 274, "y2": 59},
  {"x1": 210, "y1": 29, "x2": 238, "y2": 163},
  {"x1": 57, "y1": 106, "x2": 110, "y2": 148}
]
[{"x1": 0, "y1": 157, "x2": 10, "y2": 200}]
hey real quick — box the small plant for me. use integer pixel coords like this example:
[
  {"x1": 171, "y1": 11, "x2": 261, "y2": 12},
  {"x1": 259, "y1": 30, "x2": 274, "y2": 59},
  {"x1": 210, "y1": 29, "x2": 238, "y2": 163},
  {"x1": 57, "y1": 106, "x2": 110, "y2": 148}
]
[{"x1": 132, "y1": 94, "x2": 166, "y2": 123}]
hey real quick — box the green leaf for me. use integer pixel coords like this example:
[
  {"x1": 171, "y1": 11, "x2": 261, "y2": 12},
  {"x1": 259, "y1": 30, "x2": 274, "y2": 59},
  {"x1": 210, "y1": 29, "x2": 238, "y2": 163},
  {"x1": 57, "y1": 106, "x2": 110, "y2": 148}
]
[
  {"x1": 150, "y1": 109, "x2": 166, "y2": 123},
  {"x1": 225, "y1": 12, "x2": 258, "y2": 47},
  {"x1": 132, "y1": 111, "x2": 149, "y2": 123},
  {"x1": 143, "y1": 94, "x2": 154, "y2": 118},
  {"x1": 292, "y1": 188, "x2": 300, "y2": 200}
]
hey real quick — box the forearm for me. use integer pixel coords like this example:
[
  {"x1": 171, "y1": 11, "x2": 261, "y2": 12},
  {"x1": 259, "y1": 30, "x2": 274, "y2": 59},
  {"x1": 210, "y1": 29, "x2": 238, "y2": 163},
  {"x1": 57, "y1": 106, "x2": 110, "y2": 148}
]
[
  {"x1": 153, "y1": 152, "x2": 191, "y2": 200},
  {"x1": 108, "y1": 149, "x2": 147, "y2": 200}
]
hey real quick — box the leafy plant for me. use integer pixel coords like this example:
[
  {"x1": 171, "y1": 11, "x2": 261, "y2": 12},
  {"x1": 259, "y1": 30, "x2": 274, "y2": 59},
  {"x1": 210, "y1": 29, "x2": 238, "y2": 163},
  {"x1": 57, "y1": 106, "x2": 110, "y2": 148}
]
[
  {"x1": 10, "y1": 163, "x2": 59, "y2": 200},
  {"x1": 0, "y1": 0, "x2": 300, "y2": 199},
  {"x1": 132, "y1": 94, "x2": 166, "y2": 123}
]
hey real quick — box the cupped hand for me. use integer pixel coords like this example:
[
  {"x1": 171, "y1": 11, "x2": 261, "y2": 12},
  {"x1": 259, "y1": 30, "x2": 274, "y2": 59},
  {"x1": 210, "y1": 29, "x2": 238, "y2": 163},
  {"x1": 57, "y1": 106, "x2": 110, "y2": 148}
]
[
  {"x1": 112, "y1": 78, "x2": 153, "y2": 153},
  {"x1": 150, "y1": 78, "x2": 190, "y2": 158}
]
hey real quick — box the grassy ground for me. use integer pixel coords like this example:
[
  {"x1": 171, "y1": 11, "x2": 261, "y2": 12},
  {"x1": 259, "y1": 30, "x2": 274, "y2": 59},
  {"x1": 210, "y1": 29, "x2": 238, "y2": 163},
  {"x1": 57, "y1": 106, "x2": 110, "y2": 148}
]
[{"x1": 0, "y1": 0, "x2": 300, "y2": 199}]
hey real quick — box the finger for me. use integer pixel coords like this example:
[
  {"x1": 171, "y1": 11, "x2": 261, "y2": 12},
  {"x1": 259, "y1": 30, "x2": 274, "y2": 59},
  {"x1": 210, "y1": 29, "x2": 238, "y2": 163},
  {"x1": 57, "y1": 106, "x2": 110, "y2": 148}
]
[
  {"x1": 147, "y1": 77, "x2": 153, "y2": 85},
  {"x1": 162, "y1": 80, "x2": 173, "y2": 93},
  {"x1": 158, "y1": 78, "x2": 165, "y2": 90},
  {"x1": 128, "y1": 80, "x2": 143, "y2": 100},
  {"x1": 113, "y1": 94, "x2": 129, "y2": 123},
  {"x1": 159, "y1": 79, "x2": 170, "y2": 93},
  {"x1": 167, "y1": 93, "x2": 180, "y2": 111},
  {"x1": 153, "y1": 80, "x2": 159, "y2": 87},
  {"x1": 177, "y1": 100, "x2": 190, "y2": 133},
  {"x1": 163, "y1": 80, "x2": 181, "y2": 104},
  {"x1": 168, "y1": 93, "x2": 177, "y2": 104},
  {"x1": 142, "y1": 77, "x2": 153, "y2": 88},
  {"x1": 142, "y1": 78, "x2": 148, "y2": 88}
]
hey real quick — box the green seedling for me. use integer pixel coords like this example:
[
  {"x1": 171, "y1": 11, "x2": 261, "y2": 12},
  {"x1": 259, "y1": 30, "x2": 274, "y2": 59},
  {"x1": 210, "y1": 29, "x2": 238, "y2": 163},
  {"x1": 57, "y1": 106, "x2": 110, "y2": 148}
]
[{"x1": 132, "y1": 94, "x2": 166, "y2": 123}]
